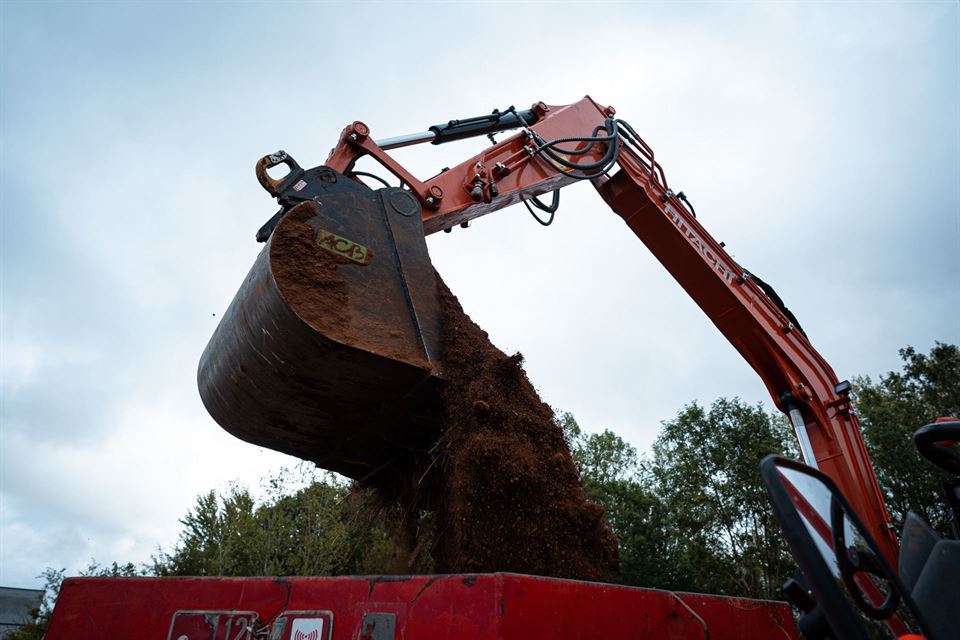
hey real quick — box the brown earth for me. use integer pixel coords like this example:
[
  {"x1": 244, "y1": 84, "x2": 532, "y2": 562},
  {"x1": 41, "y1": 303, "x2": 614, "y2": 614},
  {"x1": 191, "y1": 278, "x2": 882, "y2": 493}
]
[
  {"x1": 270, "y1": 201, "x2": 620, "y2": 581},
  {"x1": 356, "y1": 273, "x2": 621, "y2": 582},
  {"x1": 426, "y1": 275, "x2": 620, "y2": 580},
  {"x1": 270, "y1": 203, "x2": 353, "y2": 335}
]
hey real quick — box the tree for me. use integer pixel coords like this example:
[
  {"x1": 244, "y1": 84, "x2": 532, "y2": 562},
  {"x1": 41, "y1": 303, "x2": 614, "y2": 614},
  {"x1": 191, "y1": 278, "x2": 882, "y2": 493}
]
[
  {"x1": 855, "y1": 342, "x2": 959, "y2": 535},
  {"x1": 648, "y1": 398, "x2": 798, "y2": 598},
  {"x1": 561, "y1": 402, "x2": 796, "y2": 599},
  {"x1": 562, "y1": 412, "x2": 638, "y2": 488},
  {"x1": 560, "y1": 412, "x2": 674, "y2": 587},
  {"x1": 151, "y1": 485, "x2": 260, "y2": 576},
  {"x1": 152, "y1": 466, "x2": 392, "y2": 577}
]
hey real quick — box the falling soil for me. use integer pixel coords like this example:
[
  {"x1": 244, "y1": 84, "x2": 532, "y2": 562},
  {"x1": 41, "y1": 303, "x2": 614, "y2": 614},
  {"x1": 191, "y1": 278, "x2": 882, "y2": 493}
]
[
  {"x1": 356, "y1": 275, "x2": 620, "y2": 582},
  {"x1": 268, "y1": 202, "x2": 620, "y2": 580},
  {"x1": 423, "y1": 275, "x2": 621, "y2": 580}
]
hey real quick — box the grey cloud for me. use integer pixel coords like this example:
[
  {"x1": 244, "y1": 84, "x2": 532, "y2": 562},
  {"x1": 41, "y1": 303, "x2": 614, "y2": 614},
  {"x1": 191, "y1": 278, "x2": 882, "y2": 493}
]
[{"x1": 1, "y1": 2, "x2": 957, "y2": 589}]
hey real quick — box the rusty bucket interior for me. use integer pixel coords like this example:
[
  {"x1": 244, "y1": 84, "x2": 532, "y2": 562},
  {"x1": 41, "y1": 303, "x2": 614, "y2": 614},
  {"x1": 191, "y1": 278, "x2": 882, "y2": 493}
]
[{"x1": 198, "y1": 171, "x2": 444, "y2": 479}]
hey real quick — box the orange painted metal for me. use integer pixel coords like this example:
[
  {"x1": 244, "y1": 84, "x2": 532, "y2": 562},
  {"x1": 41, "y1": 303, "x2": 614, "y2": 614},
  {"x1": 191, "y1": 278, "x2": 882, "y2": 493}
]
[
  {"x1": 593, "y1": 153, "x2": 900, "y2": 567},
  {"x1": 325, "y1": 99, "x2": 607, "y2": 234},
  {"x1": 320, "y1": 96, "x2": 900, "y2": 565}
]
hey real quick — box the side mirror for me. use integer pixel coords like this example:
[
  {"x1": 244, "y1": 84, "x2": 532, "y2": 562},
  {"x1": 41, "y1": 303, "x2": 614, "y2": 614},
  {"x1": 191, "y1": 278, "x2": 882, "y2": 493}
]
[{"x1": 760, "y1": 455, "x2": 936, "y2": 639}]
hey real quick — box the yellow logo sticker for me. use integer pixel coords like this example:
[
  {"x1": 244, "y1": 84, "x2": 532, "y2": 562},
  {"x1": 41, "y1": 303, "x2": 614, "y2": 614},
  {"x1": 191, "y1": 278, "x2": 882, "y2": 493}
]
[{"x1": 316, "y1": 230, "x2": 371, "y2": 265}]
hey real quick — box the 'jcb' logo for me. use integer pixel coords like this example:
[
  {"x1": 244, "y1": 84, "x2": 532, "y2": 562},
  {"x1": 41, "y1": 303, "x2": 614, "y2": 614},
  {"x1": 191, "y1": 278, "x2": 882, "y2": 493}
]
[{"x1": 316, "y1": 230, "x2": 371, "y2": 265}]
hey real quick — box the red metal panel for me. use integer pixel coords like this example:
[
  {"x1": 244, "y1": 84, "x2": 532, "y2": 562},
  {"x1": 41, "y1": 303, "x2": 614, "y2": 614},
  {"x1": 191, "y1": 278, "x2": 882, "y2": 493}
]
[
  {"x1": 498, "y1": 575, "x2": 709, "y2": 638},
  {"x1": 677, "y1": 592, "x2": 798, "y2": 640},
  {"x1": 47, "y1": 577, "x2": 288, "y2": 640},
  {"x1": 496, "y1": 575, "x2": 797, "y2": 639},
  {"x1": 46, "y1": 573, "x2": 796, "y2": 640}
]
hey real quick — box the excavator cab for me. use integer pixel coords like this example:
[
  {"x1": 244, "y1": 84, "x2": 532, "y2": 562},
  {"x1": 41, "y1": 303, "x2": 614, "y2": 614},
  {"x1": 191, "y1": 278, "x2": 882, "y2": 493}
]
[{"x1": 198, "y1": 153, "x2": 445, "y2": 479}]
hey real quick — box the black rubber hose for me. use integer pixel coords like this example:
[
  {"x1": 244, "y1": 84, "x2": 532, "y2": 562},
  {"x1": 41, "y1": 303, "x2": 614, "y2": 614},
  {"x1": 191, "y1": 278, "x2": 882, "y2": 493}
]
[
  {"x1": 677, "y1": 191, "x2": 697, "y2": 218},
  {"x1": 745, "y1": 269, "x2": 807, "y2": 337},
  {"x1": 535, "y1": 119, "x2": 619, "y2": 171},
  {"x1": 530, "y1": 190, "x2": 559, "y2": 213},
  {"x1": 524, "y1": 199, "x2": 556, "y2": 226},
  {"x1": 540, "y1": 125, "x2": 612, "y2": 156},
  {"x1": 536, "y1": 141, "x2": 620, "y2": 180}
]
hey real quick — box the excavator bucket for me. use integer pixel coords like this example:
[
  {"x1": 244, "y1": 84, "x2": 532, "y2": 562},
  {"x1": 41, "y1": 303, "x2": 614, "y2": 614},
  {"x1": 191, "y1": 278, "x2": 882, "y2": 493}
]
[{"x1": 198, "y1": 157, "x2": 444, "y2": 479}]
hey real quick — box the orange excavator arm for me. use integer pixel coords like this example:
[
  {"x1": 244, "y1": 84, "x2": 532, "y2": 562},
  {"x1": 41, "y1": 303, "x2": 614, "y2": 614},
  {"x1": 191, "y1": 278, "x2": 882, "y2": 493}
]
[{"x1": 306, "y1": 96, "x2": 899, "y2": 565}]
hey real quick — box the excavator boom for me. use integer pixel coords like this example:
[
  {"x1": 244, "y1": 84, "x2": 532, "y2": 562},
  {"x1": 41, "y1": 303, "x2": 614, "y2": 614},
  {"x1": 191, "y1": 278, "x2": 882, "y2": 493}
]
[{"x1": 198, "y1": 96, "x2": 899, "y2": 564}]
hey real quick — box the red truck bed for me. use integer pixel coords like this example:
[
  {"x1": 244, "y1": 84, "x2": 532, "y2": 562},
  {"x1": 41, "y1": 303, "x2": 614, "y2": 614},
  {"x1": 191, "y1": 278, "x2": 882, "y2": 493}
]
[{"x1": 47, "y1": 572, "x2": 797, "y2": 639}]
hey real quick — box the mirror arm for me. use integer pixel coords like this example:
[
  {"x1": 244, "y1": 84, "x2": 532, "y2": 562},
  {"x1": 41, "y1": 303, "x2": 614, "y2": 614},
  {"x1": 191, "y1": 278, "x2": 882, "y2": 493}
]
[
  {"x1": 797, "y1": 606, "x2": 833, "y2": 640},
  {"x1": 783, "y1": 574, "x2": 835, "y2": 640}
]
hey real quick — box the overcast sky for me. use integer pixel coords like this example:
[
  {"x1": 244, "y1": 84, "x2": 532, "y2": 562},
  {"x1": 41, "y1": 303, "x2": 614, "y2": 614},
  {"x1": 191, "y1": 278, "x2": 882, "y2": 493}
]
[{"x1": 1, "y1": 2, "x2": 957, "y2": 589}]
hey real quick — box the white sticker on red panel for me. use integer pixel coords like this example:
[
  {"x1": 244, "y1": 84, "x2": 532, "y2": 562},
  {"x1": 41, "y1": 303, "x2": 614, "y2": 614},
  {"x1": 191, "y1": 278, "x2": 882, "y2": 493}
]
[{"x1": 290, "y1": 618, "x2": 324, "y2": 640}]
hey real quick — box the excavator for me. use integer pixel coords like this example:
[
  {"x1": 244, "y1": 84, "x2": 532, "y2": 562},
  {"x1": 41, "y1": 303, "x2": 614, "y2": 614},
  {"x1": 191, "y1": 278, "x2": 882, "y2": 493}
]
[{"x1": 46, "y1": 97, "x2": 959, "y2": 639}]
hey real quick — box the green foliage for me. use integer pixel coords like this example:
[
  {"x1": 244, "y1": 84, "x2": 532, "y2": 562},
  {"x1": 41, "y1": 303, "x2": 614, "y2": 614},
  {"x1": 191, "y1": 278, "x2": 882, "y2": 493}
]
[
  {"x1": 560, "y1": 412, "x2": 673, "y2": 588},
  {"x1": 562, "y1": 400, "x2": 796, "y2": 599},
  {"x1": 854, "y1": 342, "x2": 959, "y2": 535},
  {"x1": 648, "y1": 399, "x2": 797, "y2": 598},
  {"x1": 81, "y1": 561, "x2": 142, "y2": 577},
  {"x1": 151, "y1": 466, "x2": 392, "y2": 577},
  {"x1": 562, "y1": 341, "x2": 959, "y2": 598},
  {"x1": 14, "y1": 469, "x2": 392, "y2": 637},
  {"x1": 561, "y1": 412, "x2": 639, "y2": 489},
  {"x1": 560, "y1": 399, "x2": 793, "y2": 597}
]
